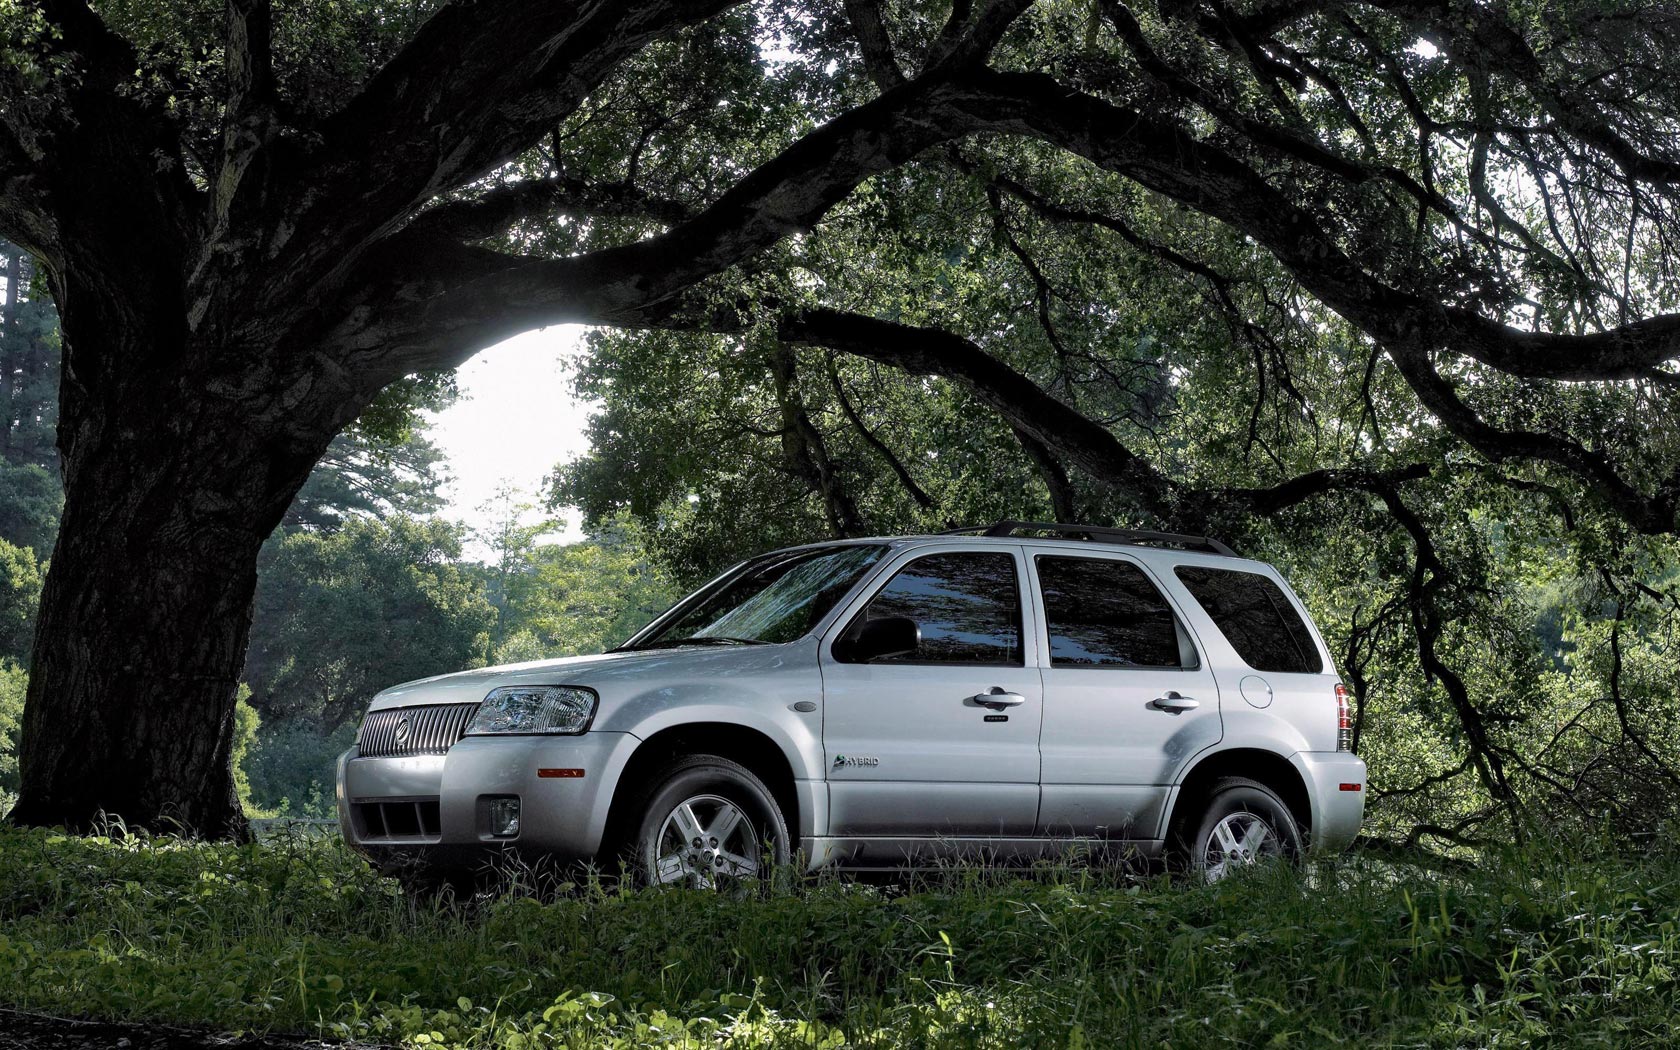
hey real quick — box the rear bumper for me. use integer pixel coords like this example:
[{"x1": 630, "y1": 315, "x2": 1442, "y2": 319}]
[
  {"x1": 335, "y1": 731, "x2": 640, "y2": 871},
  {"x1": 1291, "y1": 751, "x2": 1367, "y2": 851}
]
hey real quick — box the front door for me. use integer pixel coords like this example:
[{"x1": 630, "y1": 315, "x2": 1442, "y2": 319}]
[
  {"x1": 1029, "y1": 549, "x2": 1222, "y2": 840},
  {"x1": 821, "y1": 546, "x2": 1043, "y2": 839}
]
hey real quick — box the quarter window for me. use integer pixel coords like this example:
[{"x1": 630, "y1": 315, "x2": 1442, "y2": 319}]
[
  {"x1": 1037, "y1": 556, "x2": 1185, "y2": 668},
  {"x1": 839, "y1": 552, "x2": 1023, "y2": 665},
  {"x1": 1174, "y1": 566, "x2": 1323, "y2": 674}
]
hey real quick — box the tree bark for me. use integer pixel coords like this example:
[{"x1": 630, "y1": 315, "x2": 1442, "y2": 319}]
[
  {"x1": 12, "y1": 489, "x2": 256, "y2": 837},
  {"x1": 7, "y1": 283, "x2": 339, "y2": 838}
]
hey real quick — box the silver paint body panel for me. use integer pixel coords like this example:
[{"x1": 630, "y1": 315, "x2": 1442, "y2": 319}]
[
  {"x1": 1027, "y1": 544, "x2": 1226, "y2": 839},
  {"x1": 820, "y1": 543, "x2": 1044, "y2": 837},
  {"x1": 337, "y1": 535, "x2": 1366, "y2": 870}
]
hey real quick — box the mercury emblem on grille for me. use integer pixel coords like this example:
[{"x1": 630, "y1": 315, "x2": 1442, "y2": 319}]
[{"x1": 393, "y1": 717, "x2": 411, "y2": 745}]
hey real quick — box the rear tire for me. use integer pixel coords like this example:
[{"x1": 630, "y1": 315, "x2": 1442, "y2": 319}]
[
  {"x1": 630, "y1": 754, "x2": 791, "y2": 889},
  {"x1": 1169, "y1": 776, "x2": 1303, "y2": 882}
]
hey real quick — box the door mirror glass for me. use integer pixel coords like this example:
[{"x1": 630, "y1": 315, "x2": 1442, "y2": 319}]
[{"x1": 839, "y1": 615, "x2": 921, "y2": 663}]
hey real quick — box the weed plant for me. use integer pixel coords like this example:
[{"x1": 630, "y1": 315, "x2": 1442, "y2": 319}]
[{"x1": 0, "y1": 826, "x2": 1675, "y2": 1047}]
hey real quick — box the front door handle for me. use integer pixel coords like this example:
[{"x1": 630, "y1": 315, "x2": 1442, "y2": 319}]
[
  {"x1": 970, "y1": 687, "x2": 1026, "y2": 711},
  {"x1": 1150, "y1": 691, "x2": 1199, "y2": 712}
]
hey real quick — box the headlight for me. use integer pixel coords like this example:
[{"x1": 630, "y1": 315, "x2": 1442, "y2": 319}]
[{"x1": 466, "y1": 685, "x2": 598, "y2": 735}]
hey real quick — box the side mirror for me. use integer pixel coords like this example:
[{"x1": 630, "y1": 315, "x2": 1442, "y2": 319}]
[{"x1": 840, "y1": 616, "x2": 921, "y2": 663}]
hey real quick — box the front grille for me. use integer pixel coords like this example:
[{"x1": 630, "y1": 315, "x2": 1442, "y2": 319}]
[
  {"x1": 353, "y1": 798, "x2": 442, "y2": 841},
  {"x1": 356, "y1": 703, "x2": 480, "y2": 758}
]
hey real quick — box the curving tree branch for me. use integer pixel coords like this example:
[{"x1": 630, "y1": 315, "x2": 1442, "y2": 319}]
[
  {"x1": 335, "y1": 67, "x2": 1022, "y2": 366},
  {"x1": 1368, "y1": 0, "x2": 1680, "y2": 186},
  {"x1": 778, "y1": 306, "x2": 1431, "y2": 523},
  {"x1": 326, "y1": 32, "x2": 1680, "y2": 540},
  {"x1": 842, "y1": 0, "x2": 907, "y2": 90},
  {"x1": 824, "y1": 354, "x2": 935, "y2": 511},
  {"x1": 249, "y1": 0, "x2": 739, "y2": 315},
  {"x1": 769, "y1": 343, "x2": 866, "y2": 537},
  {"x1": 780, "y1": 306, "x2": 1181, "y2": 517},
  {"x1": 410, "y1": 176, "x2": 694, "y2": 243},
  {"x1": 1369, "y1": 481, "x2": 1524, "y2": 830},
  {"x1": 0, "y1": 124, "x2": 50, "y2": 259}
]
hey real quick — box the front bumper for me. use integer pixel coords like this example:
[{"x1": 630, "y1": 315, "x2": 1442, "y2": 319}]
[
  {"x1": 1292, "y1": 750, "x2": 1368, "y2": 851},
  {"x1": 335, "y1": 731, "x2": 640, "y2": 870}
]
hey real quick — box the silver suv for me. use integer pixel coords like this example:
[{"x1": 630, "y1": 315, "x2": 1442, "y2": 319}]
[{"x1": 337, "y1": 521, "x2": 1365, "y2": 886}]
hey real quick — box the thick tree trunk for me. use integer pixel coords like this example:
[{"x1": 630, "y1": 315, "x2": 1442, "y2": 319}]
[{"x1": 6, "y1": 288, "x2": 340, "y2": 838}]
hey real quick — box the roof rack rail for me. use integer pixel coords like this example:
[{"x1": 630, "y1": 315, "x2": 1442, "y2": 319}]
[{"x1": 940, "y1": 519, "x2": 1238, "y2": 557}]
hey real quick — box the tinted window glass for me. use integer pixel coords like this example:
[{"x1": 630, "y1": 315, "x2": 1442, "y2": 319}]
[
  {"x1": 1038, "y1": 556, "x2": 1183, "y2": 668},
  {"x1": 1174, "y1": 566, "x2": 1323, "y2": 674},
  {"x1": 842, "y1": 552, "x2": 1022, "y2": 664},
  {"x1": 634, "y1": 545, "x2": 886, "y2": 648}
]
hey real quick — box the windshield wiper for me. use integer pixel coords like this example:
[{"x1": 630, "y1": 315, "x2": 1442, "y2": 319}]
[{"x1": 633, "y1": 635, "x2": 769, "y2": 650}]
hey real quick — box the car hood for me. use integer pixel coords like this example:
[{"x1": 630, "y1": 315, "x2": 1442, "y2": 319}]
[{"x1": 365, "y1": 643, "x2": 802, "y2": 711}]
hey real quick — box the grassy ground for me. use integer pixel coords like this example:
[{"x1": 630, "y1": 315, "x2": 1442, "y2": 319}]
[{"x1": 0, "y1": 827, "x2": 1676, "y2": 1048}]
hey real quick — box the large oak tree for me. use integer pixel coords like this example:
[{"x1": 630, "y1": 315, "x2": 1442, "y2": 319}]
[{"x1": 2, "y1": 0, "x2": 1677, "y2": 836}]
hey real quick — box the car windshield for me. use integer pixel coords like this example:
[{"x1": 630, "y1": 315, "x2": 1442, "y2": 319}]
[{"x1": 629, "y1": 544, "x2": 887, "y2": 649}]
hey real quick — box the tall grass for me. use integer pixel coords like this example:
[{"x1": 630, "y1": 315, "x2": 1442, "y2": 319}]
[{"x1": 0, "y1": 826, "x2": 1675, "y2": 1047}]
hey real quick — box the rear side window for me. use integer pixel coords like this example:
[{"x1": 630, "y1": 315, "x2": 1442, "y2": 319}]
[
  {"x1": 844, "y1": 551, "x2": 1023, "y2": 665},
  {"x1": 1037, "y1": 556, "x2": 1183, "y2": 668},
  {"x1": 1174, "y1": 566, "x2": 1323, "y2": 674}
]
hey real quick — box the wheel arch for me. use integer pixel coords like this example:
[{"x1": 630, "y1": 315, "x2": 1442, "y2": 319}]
[
  {"x1": 600, "y1": 721, "x2": 804, "y2": 861},
  {"x1": 1165, "y1": 746, "x2": 1313, "y2": 839}
]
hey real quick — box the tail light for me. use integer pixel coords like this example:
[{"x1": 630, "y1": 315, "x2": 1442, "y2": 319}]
[{"x1": 1335, "y1": 683, "x2": 1353, "y2": 752}]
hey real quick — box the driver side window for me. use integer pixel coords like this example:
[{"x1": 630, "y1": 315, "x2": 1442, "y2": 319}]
[{"x1": 837, "y1": 551, "x2": 1023, "y2": 665}]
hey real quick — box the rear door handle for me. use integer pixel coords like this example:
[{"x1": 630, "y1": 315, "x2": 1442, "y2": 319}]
[
  {"x1": 1150, "y1": 691, "x2": 1199, "y2": 712},
  {"x1": 970, "y1": 687, "x2": 1026, "y2": 710}
]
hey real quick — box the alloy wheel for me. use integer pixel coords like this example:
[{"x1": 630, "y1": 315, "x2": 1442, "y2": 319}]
[
  {"x1": 651, "y1": 793, "x2": 761, "y2": 889},
  {"x1": 1201, "y1": 810, "x2": 1283, "y2": 882}
]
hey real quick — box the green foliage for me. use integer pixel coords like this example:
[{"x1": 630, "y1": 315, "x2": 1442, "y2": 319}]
[
  {"x1": 1, "y1": 830, "x2": 1678, "y2": 1047},
  {"x1": 244, "y1": 516, "x2": 496, "y2": 728},
  {"x1": 1525, "y1": 579, "x2": 1680, "y2": 836},
  {"x1": 76, "y1": 0, "x2": 446, "y2": 144},
  {"x1": 0, "y1": 539, "x2": 40, "y2": 665},
  {"x1": 485, "y1": 512, "x2": 679, "y2": 661},
  {"x1": 0, "y1": 241, "x2": 60, "y2": 480},
  {"x1": 0, "y1": 462, "x2": 60, "y2": 559},
  {"x1": 348, "y1": 370, "x2": 460, "y2": 449},
  {"x1": 242, "y1": 718, "x2": 356, "y2": 820},
  {"x1": 230, "y1": 687, "x2": 274, "y2": 820},
  {"x1": 554, "y1": 333, "x2": 1047, "y2": 585},
  {"x1": 282, "y1": 428, "x2": 451, "y2": 534},
  {"x1": 491, "y1": 629, "x2": 551, "y2": 666},
  {"x1": 0, "y1": 663, "x2": 22, "y2": 816}
]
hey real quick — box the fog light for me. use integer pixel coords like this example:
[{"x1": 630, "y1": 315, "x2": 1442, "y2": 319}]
[{"x1": 487, "y1": 797, "x2": 520, "y2": 838}]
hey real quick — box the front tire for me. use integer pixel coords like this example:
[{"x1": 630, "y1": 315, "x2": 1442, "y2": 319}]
[
  {"x1": 1170, "y1": 776, "x2": 1303, "y2": 882},
  {"x1": 631, "y1": 754, "x2": 791, "y2": 889}
]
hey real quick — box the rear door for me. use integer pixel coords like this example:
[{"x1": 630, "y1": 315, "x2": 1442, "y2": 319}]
[
  {"x1": 820, "y1": 545, "x2": 1043, "y2": 838},
  {"x1": 1030, "y1": 549, "x2": 1221, "y2": 839},
  {"x1": 1171, "y1": 562, "x2": 1336, "y2": 751}
]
